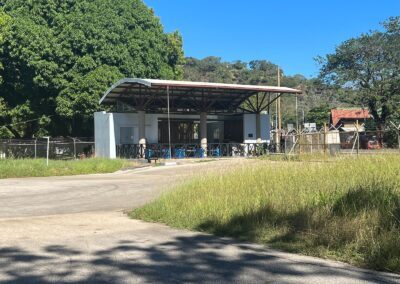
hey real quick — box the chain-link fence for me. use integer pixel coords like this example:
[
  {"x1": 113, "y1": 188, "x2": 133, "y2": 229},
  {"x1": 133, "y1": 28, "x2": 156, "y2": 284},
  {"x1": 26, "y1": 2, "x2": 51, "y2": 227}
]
[
  {"x1": 280, "y1": 128, "x2": 400, "y2": 155},
  {"x1": 0, "y1": 138, "x2": 94, "y2": 159}
]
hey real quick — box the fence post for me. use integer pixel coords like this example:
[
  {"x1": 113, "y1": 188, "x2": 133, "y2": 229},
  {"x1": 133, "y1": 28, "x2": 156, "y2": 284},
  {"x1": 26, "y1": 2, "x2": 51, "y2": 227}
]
[
  {"x1": 44, "y1": 136, "x2": 50, "y2": 166},
  {"x1": 356, "y1": 120, "x2": 360, "y2": 157},
  {"x1": 397, "y1": 129, "x2": 400, "y2": 152},
  {"x1": 323, "y1": 123, "x2": 327, "y2": 157},
  {"x1": 389, "y1": 121, "x2": 400, "y2": 152},
  {"x1": 73, "y1": 138, "x2": 77, "y2": 159},
  {"x1": 5, "y1": 141, "x2": 8, "y2": 159},
  {"x1": 34, "y1": 138, "x2": 37, "y2": 159},
  {"x1": 299, "y1": 133, "x2": 302, "y2": 155}
]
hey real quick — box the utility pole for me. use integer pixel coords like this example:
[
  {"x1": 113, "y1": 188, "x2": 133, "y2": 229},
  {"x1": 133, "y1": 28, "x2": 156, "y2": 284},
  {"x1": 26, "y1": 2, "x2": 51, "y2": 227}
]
[
  {"x1": 276, "y1": 66, "x2": 282, "y2": 152},
  {"x1": 277, "y1": 67, "x2": 282, "y2": 130},
  {"x1": 295, "y1": 94, "x2": 299, "y2": 132}
]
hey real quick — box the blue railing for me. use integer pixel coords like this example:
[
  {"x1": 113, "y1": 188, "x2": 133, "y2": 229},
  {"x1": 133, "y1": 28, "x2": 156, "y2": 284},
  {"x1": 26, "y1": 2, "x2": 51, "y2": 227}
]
[{"x1": 116, "y1": 142, "x2": 271, "y2": 159}]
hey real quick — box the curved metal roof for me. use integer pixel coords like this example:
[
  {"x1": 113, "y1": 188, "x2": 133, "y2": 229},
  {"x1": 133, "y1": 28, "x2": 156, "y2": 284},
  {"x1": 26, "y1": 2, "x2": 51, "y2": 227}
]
[{"x1": 100, "y1": 78, "x2": 301, "y2": 113}]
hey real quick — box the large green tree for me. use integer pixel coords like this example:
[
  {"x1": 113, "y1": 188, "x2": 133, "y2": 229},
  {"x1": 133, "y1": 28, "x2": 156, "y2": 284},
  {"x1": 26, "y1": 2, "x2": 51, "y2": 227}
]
[
  {"x1": 319, "y1": 17, "x2": 400, "y2": 140},
  {"x1": 0, "y1": 0, "x2": 184, "y2": 138}
]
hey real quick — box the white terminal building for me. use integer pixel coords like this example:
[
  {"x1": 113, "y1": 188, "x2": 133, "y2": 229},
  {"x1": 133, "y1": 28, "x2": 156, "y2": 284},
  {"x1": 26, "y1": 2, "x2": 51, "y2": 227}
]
[{"x1": 94, "y1": 78, "x2": 300, "y2": 159}]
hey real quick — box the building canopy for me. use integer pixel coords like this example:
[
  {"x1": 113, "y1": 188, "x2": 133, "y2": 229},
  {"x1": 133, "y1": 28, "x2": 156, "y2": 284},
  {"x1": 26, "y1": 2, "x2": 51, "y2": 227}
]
[{"x1": 100, "y1": 78, "x2": 301, "y2": 114}]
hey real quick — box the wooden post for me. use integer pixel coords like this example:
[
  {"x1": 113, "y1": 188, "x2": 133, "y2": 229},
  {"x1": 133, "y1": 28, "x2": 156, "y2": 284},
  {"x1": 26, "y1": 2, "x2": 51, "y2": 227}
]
[
  {"x1": 299, "y1": 133, "x2": 302, "y2": 155},
  {"x1": 277, "y1": 67, "x2": 282, "y2": 152},
  {"x1": 398, "y1": 130, "x2": 400, "y2": 152},
  {"x1": 323, "y1": 123, "x2": 327, "y2": 157},
  {"x1": 355, "y1": 120, "x2": 360, "y2": 157},
  {"x1": 389, "y1": 121, "x2": 400, "y2": 152},
  {"x1": 275, "y1": 66, "x2": 282, "y2": 153},
  {"x1": 295, "y1": 94, "x2": 299, "y2": 132}
]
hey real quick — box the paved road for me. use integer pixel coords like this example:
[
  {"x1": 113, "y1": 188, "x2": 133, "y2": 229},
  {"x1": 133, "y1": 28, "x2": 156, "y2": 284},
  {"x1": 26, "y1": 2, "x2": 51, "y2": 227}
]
[
  {"x1": 1, "y1": 160, "x2": 399, "y2": 283},
  {"x1": 0, "y1": 160, "x2": 239, "y2": 218},
  {"x1": 1, "y1": 212, "x2": 399, "y2": 284}
]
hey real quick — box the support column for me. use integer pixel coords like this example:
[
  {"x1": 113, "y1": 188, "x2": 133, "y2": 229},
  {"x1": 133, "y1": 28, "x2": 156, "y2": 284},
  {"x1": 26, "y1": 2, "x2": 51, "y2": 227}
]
[
  {"x1": 200, "y1": 112, "x2": 207, "y2": 156},
  {"x1": 256, "y1": 113, "x2": 262, "y2": 143},
  {"x1": 138, "y1": 110, "x2": 146, "y2": 149}
]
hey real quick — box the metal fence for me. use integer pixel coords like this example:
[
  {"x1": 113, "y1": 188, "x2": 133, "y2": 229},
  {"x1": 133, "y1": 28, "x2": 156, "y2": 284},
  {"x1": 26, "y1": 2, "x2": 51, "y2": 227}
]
[
  {"x1": 0, "y1": 138, "x2": 94, "y2": 159},
  {"x1": 4, "y1": 129, "x2": 398, "y2": 160},
  {"x1": 280, "y1": 128, "x2": 400, "y2": 155},
  {"x1": 116, "y1": 142, "x2": 272, "y2": 159}
]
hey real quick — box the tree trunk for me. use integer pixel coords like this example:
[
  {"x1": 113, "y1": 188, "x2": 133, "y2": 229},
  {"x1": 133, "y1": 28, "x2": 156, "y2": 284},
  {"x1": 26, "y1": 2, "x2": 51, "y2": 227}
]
[{"x1": 376, "y1": 122, "x2": 384, "y2": 147}]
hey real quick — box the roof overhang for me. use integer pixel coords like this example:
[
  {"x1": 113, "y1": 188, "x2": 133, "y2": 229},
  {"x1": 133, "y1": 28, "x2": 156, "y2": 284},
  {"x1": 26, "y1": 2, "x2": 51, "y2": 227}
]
[{"x1": 100, "y1": 78, "x2": 302, "y2": 113}]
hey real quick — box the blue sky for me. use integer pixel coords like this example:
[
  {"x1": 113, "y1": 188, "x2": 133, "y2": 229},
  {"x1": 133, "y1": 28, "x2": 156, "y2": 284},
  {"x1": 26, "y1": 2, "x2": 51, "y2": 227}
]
[{"x1": 144, "y1": 0, "x2": 399, "y2": 78}]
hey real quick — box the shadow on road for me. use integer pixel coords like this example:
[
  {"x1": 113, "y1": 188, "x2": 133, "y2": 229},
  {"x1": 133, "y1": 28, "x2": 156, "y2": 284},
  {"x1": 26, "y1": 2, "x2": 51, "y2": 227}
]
[{"x1": 1, "y1": 233, "x2": 398, "y2": 283}]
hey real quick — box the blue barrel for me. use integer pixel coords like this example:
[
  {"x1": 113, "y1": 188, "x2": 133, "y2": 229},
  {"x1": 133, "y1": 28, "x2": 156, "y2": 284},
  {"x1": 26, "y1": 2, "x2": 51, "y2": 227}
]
[
  {"x1": 145, "y1": 149, "x2": 153, "y2": 159},
  {"x1": 162, "y1": 148, "x2": 171, "y2": 159},
  {"x1": 195, "y1": 148, "x2": 205, "y2": 158},
  {"x1": 175, "y1": 148, "x2": 185, "y2": 159},
  {"x1": 213, "y1": 147, "x2": 221, "y2": 157}
]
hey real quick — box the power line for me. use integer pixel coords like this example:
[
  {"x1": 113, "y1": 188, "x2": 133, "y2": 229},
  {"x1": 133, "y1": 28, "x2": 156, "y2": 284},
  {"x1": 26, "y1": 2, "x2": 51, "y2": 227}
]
[{"x1": 1, "y1": 115, "x2": 54, "y2": 128}]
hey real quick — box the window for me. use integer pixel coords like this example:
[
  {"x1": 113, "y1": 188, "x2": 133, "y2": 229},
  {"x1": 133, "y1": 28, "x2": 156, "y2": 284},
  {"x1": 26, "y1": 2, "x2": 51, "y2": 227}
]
[{"x1": 120, "y1": 127, "x2": 134, "y2": 144}]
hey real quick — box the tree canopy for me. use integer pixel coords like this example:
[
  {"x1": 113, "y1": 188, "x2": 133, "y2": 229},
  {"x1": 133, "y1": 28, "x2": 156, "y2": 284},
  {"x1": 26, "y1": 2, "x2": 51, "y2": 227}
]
[
  {"x1": 1, "y1": 1, "x2": 396, "y2": 138},
  {"x1": 0, "y1": 0, "x2": 184, "y2": 138},
  {"x1": 319, "y1": 17, "x2": 400, "y2": 132}
]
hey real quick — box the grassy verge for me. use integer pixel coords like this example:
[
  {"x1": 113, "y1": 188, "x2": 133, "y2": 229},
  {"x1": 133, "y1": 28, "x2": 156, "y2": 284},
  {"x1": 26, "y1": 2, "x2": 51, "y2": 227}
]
[
  {"x1": 131, "y1": 155, "x2": 400, "y2": 272},
  {"x1": 0, "y1": 158, "x2": 137, "y2": 179}
]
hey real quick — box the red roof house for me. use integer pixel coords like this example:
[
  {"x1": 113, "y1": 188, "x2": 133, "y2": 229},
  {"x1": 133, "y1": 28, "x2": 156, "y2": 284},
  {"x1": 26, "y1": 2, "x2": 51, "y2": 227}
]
[{"x1": 330, "y1": 108, "x2": 371, "y2": 131}]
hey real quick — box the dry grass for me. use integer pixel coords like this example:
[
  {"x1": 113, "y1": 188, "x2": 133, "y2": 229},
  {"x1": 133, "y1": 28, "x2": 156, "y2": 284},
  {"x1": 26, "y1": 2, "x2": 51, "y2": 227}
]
[{"x1": 131, "y1": 155, "x2": 400, "y2": 272}]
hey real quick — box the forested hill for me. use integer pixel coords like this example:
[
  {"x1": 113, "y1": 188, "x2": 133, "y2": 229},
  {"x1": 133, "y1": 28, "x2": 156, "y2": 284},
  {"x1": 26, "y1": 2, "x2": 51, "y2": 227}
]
[
  {"x1": 0, "y1": 0, "x2": 184, "y2": 138},
  {"x1": 184, "y1": 57, "x2": 304, "y2": 87},
  {"x1": 183, "y1": 57, "x2": 346, "y2": 127}
]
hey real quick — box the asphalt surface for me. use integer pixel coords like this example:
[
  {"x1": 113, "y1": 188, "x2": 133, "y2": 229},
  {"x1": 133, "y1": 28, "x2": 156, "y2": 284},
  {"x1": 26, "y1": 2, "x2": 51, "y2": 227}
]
[
  {"x1": 0, "y1": 160, "x2": 399, "y2": 283},
  {"x1": 0, "y1": 161, "x2": 231, "y2": 218}
]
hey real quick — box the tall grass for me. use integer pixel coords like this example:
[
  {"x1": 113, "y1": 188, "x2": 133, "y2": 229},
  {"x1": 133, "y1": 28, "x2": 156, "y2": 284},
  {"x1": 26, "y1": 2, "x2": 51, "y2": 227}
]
[
  {"x1": 131, "y1": 155, "x2": 400, "y2": 272},
  {"x1": 0, "y1": 158, "x2": 134, "y2": 179}
]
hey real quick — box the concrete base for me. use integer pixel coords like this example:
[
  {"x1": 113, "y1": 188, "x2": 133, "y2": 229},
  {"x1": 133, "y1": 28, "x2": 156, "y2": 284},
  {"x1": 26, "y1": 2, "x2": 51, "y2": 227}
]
[{"x1": 162, "y1": 162, "x2": 178, "y2": 166}]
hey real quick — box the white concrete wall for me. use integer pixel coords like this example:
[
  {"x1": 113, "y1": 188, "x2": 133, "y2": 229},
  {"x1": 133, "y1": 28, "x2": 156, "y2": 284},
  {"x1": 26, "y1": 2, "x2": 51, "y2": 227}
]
[
  {"x1": 95, "y1": 112, "x2": 271, "y2": 158},
  {"x1": 243, "y1": 113, "x2": 270, "y2": 143},
  {"x1": 112, "y1": 113, "x2": 159, "y2": 144},
  {"x1": 94, "y1": 112, "x2": 116, "y2": 159}
]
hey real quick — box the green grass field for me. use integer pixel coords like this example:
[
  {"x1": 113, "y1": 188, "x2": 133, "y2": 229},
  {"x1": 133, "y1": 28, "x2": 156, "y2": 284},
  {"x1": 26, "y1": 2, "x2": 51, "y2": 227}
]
[
  {"x1": 0, "y1": 158, "x2": 136, "y2": 179},
  {"x1": 131, "y1": 155, "x2": 400, "y2": 272}
]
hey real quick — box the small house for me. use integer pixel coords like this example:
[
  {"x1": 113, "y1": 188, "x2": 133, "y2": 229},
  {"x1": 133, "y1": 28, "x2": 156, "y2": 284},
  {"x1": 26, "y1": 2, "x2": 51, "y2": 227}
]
[{"x1": 330, "y1": 108, "x2": 371, "y2": 132}]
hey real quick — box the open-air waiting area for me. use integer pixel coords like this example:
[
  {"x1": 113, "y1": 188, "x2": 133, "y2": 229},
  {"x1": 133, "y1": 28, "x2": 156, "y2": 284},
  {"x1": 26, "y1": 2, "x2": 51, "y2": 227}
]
[{"x1": 95, "y1": 78, "x2": 301, "y2": 159}]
